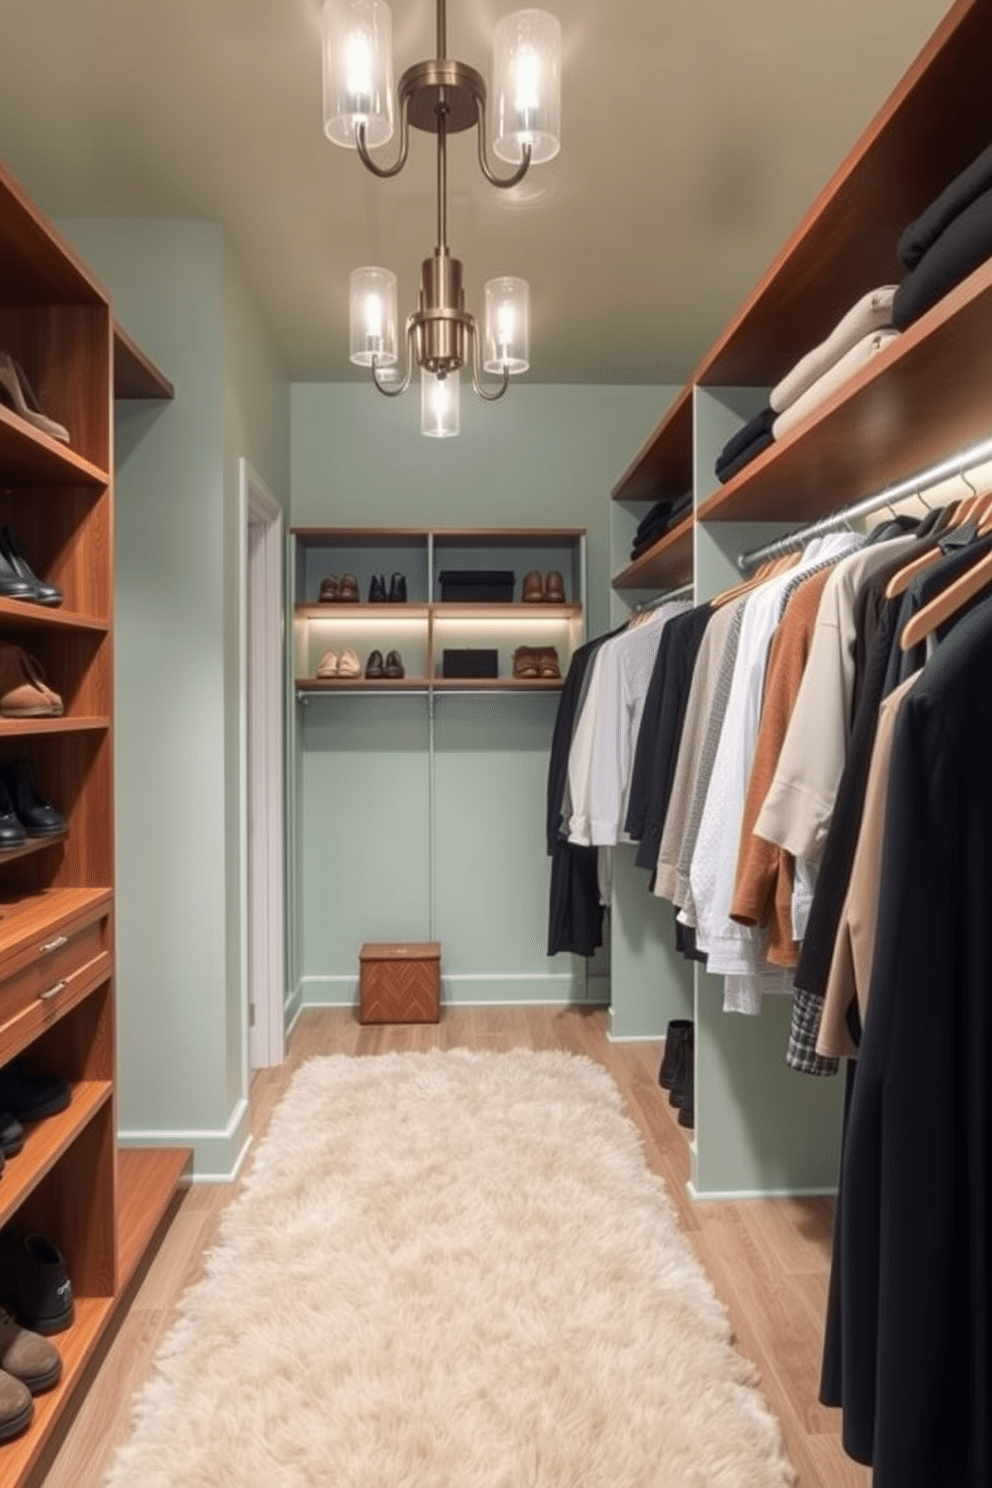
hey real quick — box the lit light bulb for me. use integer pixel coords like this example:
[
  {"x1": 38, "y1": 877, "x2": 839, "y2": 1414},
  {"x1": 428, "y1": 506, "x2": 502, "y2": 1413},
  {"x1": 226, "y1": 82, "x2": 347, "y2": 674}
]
[
  {"x1": 514, "y1": 50, "x2": 540, "y2": 117},
  {"x1": 346, "y1": 32, "x2": 373, "y2": 110}
]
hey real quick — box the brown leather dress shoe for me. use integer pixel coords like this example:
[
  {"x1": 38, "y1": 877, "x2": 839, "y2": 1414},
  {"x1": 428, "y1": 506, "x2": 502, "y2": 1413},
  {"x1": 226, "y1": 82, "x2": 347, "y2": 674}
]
[
  {"x1": 338, "y1": 573, "x2": 360, "y2": 602},
  {"x1": 318, "y1": 575, "x2": 339, "y2": 603},
  {"x1": 513, "y1": 646, "x2": 539, "y2": 679},
  {"x1": 537, "y1": 646, "x2": 561, "y2": 679},
  {"x1": 544, "y1": 570, "x2": 566, "y2": 603},
  {"x1": 521, "y1": 570, "x2": 543, "y2": 603}
]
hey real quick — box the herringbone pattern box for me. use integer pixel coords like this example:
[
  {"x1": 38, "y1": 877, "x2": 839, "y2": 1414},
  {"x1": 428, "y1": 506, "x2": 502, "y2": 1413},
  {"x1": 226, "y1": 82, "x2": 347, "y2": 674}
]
[{"x1": 359, "y1": 941, "x2": 441, "y2": 1024}]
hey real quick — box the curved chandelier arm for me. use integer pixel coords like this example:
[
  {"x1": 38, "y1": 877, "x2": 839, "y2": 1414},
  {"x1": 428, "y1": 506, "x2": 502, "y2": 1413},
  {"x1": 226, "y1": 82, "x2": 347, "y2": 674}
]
[
  {"x1": 371, "y1": 326, "x2": 416, "y2": 398},
  {"x1": 474, "y1": 99, "x2": 532, "y2": 189},
  {"x1": 469, "y1": 323, "x2": 511, "y2": 402},
  {"x1": 355, "y1": 98, "x2": 412, "y2": 179}
]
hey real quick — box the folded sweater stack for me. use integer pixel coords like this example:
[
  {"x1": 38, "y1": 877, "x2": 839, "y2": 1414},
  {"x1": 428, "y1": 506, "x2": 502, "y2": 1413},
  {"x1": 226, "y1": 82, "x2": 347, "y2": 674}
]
[
  {"x1": 629, "y1": 490, "x2": 693, "y2": 559},
  {"x1": 893, "y1": 140, "x2": 992, "y2": 329}
]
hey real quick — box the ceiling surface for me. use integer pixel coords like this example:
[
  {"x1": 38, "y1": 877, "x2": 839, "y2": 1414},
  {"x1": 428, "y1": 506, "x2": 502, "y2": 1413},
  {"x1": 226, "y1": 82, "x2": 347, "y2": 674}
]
[{"x1": 0, "y1": 0, "x2": 954, "y2": 383}]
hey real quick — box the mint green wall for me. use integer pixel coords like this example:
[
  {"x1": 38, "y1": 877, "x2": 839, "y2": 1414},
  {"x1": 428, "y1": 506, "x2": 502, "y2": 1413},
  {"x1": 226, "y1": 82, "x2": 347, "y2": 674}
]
[
  {"x1": 56, "y1": 218, "x2": 289, "y2": 1177},
  {"x1": 291, "y1": 384, "x2": 672, "y2": 643},
  {"x1": 290, "y1": 383, "x2": 675, "y2": 1012}
]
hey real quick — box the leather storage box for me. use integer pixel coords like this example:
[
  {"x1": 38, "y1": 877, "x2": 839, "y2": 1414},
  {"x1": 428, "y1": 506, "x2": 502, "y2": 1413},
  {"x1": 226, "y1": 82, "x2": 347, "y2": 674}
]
[
  {"x1": 359, "y1": 941, "x2": 441, "y2": 1024},
  {"x1": 437, "y1": 570, "x2": 515, "y2": 602},
  {"x1": 442, "y1": 648, "x2": 498, "y2": 678}
]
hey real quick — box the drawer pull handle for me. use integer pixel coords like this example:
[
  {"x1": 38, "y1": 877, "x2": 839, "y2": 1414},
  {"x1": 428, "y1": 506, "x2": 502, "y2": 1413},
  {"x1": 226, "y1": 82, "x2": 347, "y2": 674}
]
[
  {"x1": 39, "y1": 981, "x2": 67, "y2": 1002},
  {"x1": 40, "y1": 936, "x2": 69, "y2": 955}
]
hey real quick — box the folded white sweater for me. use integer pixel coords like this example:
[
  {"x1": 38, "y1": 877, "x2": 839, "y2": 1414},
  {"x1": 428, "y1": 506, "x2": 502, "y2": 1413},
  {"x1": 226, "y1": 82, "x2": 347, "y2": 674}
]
[
  {"x1": 772, "y1": 329, "x2": 900, "y2": 442},
  {"x1": 770, "y1": 285, "x2": 897, "y2": 413}
]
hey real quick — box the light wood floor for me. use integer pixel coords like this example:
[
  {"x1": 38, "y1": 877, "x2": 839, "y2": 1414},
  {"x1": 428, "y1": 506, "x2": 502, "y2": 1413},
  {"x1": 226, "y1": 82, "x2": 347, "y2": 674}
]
[{"x1": 27, "y1": 1006, "x2": 869, "y2": 1487}]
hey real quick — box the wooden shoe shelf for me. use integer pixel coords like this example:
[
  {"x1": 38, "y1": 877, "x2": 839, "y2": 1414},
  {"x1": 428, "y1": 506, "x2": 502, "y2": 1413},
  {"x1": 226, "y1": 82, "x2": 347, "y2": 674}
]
[
  {"x1": 0, "y1": 159, "x2": 190, "y2": 1485},
  {"x1": 291, "y1": 527, "x2": 586, "y2": 693}
]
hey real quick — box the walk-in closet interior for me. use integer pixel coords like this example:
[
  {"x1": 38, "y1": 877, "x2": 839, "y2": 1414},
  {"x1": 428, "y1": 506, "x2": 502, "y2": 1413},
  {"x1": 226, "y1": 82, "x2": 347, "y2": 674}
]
[{"x1": 0, "y1": 0, "x2": 988, "y2": 1482}]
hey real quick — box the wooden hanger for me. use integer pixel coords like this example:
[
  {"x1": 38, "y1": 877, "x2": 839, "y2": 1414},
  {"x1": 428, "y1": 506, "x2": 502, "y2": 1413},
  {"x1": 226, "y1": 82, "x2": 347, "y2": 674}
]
[
  {"x1": 883, "y1": 480, "x2": 973, "y2": 600},
  {"x1": 708, "y1": 551, "x2": 800, "y2": 609},
  {"x1": 898, "y1": 481, "x2": 992, "y2": 650},
  {"x1": 899, "y1": 540, "x2": 992, "y2": 650}
]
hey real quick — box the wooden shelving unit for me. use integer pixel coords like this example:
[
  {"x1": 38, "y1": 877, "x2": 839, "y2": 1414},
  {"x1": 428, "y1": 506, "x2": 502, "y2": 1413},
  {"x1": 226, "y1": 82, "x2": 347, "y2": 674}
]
[
  {"x1": 612, "y1": 515, "x2": 694, "y2": 591},
  {"x1": 292, "y1": 527, "x2": 586, "y2": 692},
  {"x1": 0, "y1": 159, "x2": 188, "y2": 1486}
]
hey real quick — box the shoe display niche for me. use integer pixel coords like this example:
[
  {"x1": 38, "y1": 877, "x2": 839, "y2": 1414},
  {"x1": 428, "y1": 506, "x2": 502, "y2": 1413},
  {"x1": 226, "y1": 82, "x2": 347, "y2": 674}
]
[
  {"x1": 293, "y1": 528, "x2": 584, "y2": 694},
  {"x1": 0, "y1": 758, "x2": 67, "y2": 839},
  {"x1": 0, "y1": 528, "x2": 63, "y2": 607}
]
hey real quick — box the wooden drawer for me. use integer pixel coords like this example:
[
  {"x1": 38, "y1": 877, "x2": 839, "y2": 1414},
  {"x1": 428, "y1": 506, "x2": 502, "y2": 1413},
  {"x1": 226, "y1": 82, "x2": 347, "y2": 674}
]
[{"x1": 0, "y1": 898, "x2": 112, "y2": 1061}]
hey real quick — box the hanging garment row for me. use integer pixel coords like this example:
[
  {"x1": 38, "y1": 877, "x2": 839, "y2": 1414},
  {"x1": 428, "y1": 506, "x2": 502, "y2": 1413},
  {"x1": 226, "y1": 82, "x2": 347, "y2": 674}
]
[{"x1": 545, "y1": 479, "x2": 992, "y2": 1485}]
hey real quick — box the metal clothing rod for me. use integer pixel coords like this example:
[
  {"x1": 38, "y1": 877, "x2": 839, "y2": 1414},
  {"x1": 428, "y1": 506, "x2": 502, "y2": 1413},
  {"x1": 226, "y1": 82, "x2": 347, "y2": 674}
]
[
  {"x1": 633, "y1": 582, "x2": 694, "y2": 612},
  {"x1": 736, "y1": 433, "x2": 992, "y2": 573}
]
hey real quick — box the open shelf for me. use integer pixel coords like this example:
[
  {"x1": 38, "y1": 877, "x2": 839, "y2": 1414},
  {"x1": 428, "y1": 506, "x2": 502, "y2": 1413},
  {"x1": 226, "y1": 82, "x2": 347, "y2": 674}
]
[
  {"x1": 611, "y1": 388, "x2": 693, "y2": 502},
  {"x1": 0, "y1": 407, "x2": 108, "y2": 489},
  {"x1": 0, "y1": 1080, "x2": 112, "y2": 1229},
  {"x1": 698, "y1": 256, "x2": 992, "y2": 525},
  {"x1": 695, "y1": 0, "x2": 991, "y2": 389},
  {"x1": 296, "y1": 602, "x2": 431, "y2": 620},
  {"x1": 297, "y1": 676, "x2": 431, "y2": 693},
  {"x1": 0, "y1": 717, "x2": 110, "y2": 737},
  {"x1": 613, "y1": 515, "x2": 694, "y2": 591},
  {"x1": 0, "y1": 832, "x2": 69, "y2": 870},
  {"x1": 113, "y1": 321, "x2": 174, "y2": 401},
  {"x1": 433, "y1": 676, "x2": 564, "y2": 692},
  {"x1": 0, "y1": 598, "x2": 108, "y2": 634}
]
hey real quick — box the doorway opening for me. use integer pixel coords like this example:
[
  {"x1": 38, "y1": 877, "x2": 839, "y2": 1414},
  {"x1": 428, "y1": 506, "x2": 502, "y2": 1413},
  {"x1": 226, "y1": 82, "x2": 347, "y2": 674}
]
[{"x1": 241, "y1": 459, "x2": 285, "y2": 1069}]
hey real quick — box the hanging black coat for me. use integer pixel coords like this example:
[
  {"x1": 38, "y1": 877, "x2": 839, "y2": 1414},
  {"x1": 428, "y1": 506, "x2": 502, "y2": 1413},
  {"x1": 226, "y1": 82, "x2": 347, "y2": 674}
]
[{"x1": 835, "y1": 592, "x2": 992, "y2": 1485}]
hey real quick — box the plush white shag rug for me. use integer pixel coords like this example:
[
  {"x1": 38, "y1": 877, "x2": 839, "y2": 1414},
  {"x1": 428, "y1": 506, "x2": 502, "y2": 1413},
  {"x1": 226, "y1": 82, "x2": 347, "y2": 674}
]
[{"x1": 103, "y1": 1051, "x2": 796, "y2": 1487}]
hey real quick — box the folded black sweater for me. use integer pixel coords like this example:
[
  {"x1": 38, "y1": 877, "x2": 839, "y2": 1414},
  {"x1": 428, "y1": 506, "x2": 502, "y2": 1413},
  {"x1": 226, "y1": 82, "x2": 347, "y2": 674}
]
[
  {"x1": 898, "y1": 139, "x2": 992, "y2": 269},
  {"x1": 893, "y1": 184, "x2": 992, "y2": 330}
]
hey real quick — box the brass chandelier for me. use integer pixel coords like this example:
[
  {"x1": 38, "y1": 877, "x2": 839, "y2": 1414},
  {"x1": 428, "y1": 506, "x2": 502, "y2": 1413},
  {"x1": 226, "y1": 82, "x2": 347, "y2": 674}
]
[{"x1": 322, "y1": 0, "x2": 561, "y2": 436}]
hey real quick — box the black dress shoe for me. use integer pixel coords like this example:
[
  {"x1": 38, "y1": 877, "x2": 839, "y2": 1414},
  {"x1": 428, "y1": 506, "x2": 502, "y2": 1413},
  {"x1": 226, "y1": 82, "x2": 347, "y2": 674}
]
[
  {"x1": 387, "y1": 573, "x2": 407, "y2": 602},
  {"x1": 0, "y1": 1063, "x2": 71, "y2": 1122},
  {"x1": 0, "y1": 533, "x2": 33, "y2": 602},
  {"x1": 0, "y1": 1111, "x2": 23, "y2": 1159},
  {"x1": 0, "y1": 530, "x2": 62, "y2": 608},
  {"x1": 0, "y1": 783, "x2": 27, "y2": 849},
  {"x1": 384, "y1": 649, "x2": 405, "y2": 679},
  {"x1": 364, "y1": 649, "x2": 385, "y2": 679},
  {"x1": 368, "y1": 574, "x2": 387, "y2": 603},
  {"x1": 0, "y1": 759, "x2": 66, "y2": 838}
]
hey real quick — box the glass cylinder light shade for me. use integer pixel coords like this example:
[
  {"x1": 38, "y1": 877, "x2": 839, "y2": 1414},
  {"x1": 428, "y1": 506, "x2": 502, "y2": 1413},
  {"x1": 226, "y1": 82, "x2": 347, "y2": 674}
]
[
  {"x1": 349, "y1": 267, "x2": 398, "y2": 367},
  {"x1": 322, "y1": 0, "x2": 394, "y2": 149},
  {"x1": 421, "y1": 369, "x2": 460, "y2": 438},
  {"x1": 492, "y1": 9, "x2": 561, "y2": 165},
  {"x1": 483, "y1": 277, "x2": 530, "y2": 374}
]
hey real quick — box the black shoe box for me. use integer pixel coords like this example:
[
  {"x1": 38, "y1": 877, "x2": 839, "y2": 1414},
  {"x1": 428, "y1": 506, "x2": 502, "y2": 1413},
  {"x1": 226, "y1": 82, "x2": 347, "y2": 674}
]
[{"x1": 441, "y1": 649, "x2": 499, "y2": 678}]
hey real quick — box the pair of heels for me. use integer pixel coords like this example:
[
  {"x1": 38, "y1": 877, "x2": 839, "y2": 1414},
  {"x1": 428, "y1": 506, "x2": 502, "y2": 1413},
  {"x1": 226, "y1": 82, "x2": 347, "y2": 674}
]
[
  {"x1": 318, "y1": 574, "x2": 359, "y2": 603},
  {"x1": 512, "y1": 645, "x2": 561, "y2": 680},
  {"x1": 0, "y1": 527, "x2": 62, "y2": 607},
  {"x1": 522, "y1": 570, "x2": 566, "y2": 603},
  {"x1": 365, "y1": 649, "x2": 405, "y2": 679},
  {"x1": 368, "y1": 573, "x2": 407, "y2": 603},
  {"x1": 316, "y1": 648, "x2": 361, "y2": 679},
  {"x1": 0, "y1": 353, "x2": 70, "y2": 446}
]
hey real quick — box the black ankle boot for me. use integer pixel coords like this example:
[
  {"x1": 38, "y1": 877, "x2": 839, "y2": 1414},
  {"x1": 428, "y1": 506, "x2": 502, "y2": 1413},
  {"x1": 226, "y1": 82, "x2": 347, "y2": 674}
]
[
  {"x1": 668, "y1": 1022, "x2": 694, "y2": 1122},
  {"x1": 658, "y1": 1019, "x2": 693, "y2": 1090}
]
